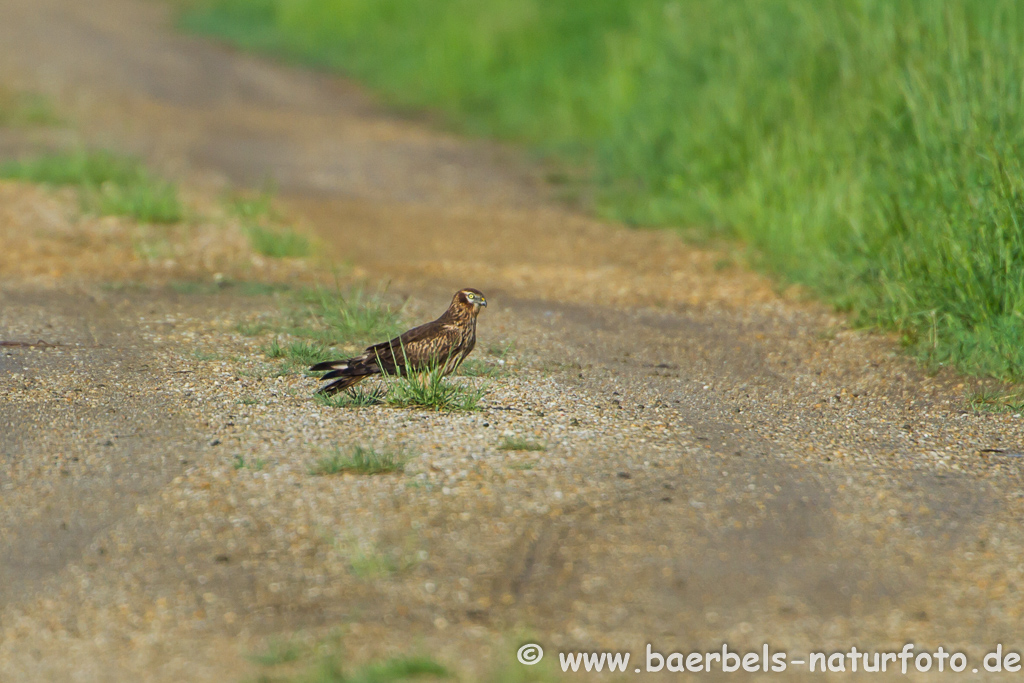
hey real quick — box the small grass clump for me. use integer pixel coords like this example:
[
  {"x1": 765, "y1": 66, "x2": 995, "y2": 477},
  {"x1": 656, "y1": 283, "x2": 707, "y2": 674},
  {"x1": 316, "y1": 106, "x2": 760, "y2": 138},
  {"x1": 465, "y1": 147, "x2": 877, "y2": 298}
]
[
  {"x1": 226, "y1": 191, "x2": 277, "y2": 222},
  {"x1": 247, "y1": 638, "x2": 302, "y2": 666},
  {"x1": 226, "y1": 191, "x2": 313, "y2": 258},
  {"x1": 497, "y1": 436, "x2": 547, "y2": 452},
  {"x1": 314, "y1": 384, "x2": 386, "y2": 408},
  {"x1": 0, "y1": 150, "x2": 182, "y2": 222},
  {"x1": 344, "y1": 538, "x2": 418, "y2": 579},
  {"x1": 385, "y1": 367, "x2": 486, "y2": 412},
  {"x1": 309, "y1": 445, "x2": 405, "y2": 475},
  {"x1": 233, "y1": 454, "x2": 266, "y2": 470},
  {"x1": 0, "y1": 88, "x2": 60, "y2": 127},
  {"x1": 247, "y1": 628, "x2": 447, "y2": 683},
  {"x1": 246, "y1": 224, "x2": 312, "y2": 258},
  {"x1": 236, "y1": 320, "x2": 272, "y2": 336},
  {"x1": 296, "y1": 286, "x2": 404, "y2": 346},
  {"x1": 191, "y1": 349, "x2": 220, "y2": 362},
  {"x1": 263, "y1": 338, "x2": 335, "y2": 366},
  {"x1": 288, "y1": 653, "x2": 447, "y2": 683},
  {"x1": 236, "y1": 285, "x2": 403, "y2": 351},
  {"x1": 283, "y1": 339, "x2": 334, "y2": 366},
  {"x1": 967, "y1": 388, "x2": 1024, "y2": 414}
]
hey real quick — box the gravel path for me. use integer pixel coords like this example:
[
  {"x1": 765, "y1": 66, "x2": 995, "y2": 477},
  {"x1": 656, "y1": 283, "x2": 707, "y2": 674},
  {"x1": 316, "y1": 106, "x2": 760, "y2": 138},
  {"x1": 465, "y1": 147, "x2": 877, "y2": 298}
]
[{"x1": 2, "y1": 1, "x2": 1024, "y2": 681}]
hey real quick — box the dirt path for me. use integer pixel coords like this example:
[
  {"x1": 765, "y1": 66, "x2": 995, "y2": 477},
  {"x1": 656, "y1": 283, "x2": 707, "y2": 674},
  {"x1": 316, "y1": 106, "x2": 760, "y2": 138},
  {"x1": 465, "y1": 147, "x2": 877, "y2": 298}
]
[{"x1": 2, "y1": 0, "x2": 1024, "y2": 681}]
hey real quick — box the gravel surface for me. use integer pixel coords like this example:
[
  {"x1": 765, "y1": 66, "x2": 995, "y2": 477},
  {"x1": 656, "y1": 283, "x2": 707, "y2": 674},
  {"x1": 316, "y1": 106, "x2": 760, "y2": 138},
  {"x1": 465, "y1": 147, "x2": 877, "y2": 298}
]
[{"x1": 2, "y1": 1, "x2": 1024, "y2": 681}]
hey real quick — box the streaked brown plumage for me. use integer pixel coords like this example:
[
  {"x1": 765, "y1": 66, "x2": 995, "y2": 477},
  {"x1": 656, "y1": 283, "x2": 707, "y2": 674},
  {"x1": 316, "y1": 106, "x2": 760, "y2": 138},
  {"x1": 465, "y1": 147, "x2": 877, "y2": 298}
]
[{"x1": 311, "y1": 288, "x2": 487, "y2": 394}]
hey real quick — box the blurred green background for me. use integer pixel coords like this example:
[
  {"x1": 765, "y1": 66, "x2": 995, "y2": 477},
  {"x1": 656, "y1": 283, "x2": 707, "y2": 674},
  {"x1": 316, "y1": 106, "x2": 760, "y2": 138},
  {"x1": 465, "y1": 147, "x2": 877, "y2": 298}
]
[{"x1": 184, "y1": 0, "x2": 1024, "y2": 380}]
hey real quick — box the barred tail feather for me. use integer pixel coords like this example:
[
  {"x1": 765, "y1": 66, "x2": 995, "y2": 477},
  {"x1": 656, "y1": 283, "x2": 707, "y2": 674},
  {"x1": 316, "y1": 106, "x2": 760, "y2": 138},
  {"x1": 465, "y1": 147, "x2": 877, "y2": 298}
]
[
  {"x1": 316, "y1": 374, "x2": 368, "y2": 395},
  {"x1": 311, "y1": 354, "x2": 381, "y2": 394}
]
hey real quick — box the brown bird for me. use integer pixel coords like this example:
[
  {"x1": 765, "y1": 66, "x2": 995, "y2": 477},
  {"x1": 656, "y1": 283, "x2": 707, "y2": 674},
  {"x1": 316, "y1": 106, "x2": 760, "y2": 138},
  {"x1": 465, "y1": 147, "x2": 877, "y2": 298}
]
[{"x1": 310, "y1": 288, "x2": 487, "y2": 394}]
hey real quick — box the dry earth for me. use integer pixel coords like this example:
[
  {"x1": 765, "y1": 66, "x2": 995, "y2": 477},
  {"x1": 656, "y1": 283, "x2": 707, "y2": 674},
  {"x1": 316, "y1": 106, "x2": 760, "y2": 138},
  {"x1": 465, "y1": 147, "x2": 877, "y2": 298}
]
[{"x1": 2, "y1": 1, "x2": 1024, "y2": 681}]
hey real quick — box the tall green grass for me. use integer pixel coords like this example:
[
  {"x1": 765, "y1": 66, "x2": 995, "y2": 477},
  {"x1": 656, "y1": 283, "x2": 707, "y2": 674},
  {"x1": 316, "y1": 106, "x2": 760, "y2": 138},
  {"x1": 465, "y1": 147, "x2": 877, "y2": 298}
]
[{"x1": 184, "y1": 0, "x2": 1024, "y2": 379}]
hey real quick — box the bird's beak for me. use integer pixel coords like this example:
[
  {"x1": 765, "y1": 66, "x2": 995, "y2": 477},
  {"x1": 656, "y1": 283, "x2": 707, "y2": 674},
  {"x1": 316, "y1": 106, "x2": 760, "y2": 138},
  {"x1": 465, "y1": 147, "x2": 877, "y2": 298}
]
[{"x1": 479, "y1": 298, "x2": 487, "y2": 307}]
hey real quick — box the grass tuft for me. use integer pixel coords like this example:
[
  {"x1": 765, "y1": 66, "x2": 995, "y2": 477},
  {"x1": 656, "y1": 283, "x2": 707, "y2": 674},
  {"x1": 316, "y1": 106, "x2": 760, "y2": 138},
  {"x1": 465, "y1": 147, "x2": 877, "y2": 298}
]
[
  {"x1": 384, "y1": 366, "x2": 486, "y2": 412},
  {"x1": 967, "y1": 388, "x2": 1024, "y2": 414},
  {"x1": 314, "y1": 384, "x2": 386, "y2": 408},
  {"x1": 0, "y1": 150, "x2": 182, "y2": 222},
  {"x1": 0, "y1": 88, "x2": 60, "y2": 127},
  {"x1": 236, "y1": 320, "x2": 272, "y2": 336},
  {"x1": 226, "y1": 191, "x2": 277, "y2": 222},
  {"x1": 262, "y1": 338, "x2": 285, "y2": 358},
  {"x1": 233, "y1": 454, "x2": 266, "y2": 470},
  {"x1": 309, "y1": 445, "x2": 405, "y2": 475},
  {"x1": 345, "y1": 656, "x2": 448, "y2": 682},
  {"x1": 263, "y1": 338, "x2": 335, "y2": 366},
  {"x1": 299, "y1": 653, "x2": 448, "y2": 683},
  {"x1": 246, "y1": 224, "x2": 312, "y2": 258},
  {"x1": 497, "y1": 436, "x2": 546, "y2": 452},
  {"x1": 247, "y1": 638, "x2": 302, "y2": 666},
  {"x1": 237, "y1": 285, "x2": 403, "y2": 352},
  {"x1": 296, "y1": 286, "x2": 404, "y2": 346}
]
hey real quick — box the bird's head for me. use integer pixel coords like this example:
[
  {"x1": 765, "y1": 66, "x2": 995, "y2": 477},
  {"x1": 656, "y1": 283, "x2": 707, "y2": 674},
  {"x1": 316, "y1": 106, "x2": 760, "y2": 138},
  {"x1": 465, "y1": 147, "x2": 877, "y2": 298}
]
[{"x1": 454, "y1": 288, "x2": 487, "y2": 314}]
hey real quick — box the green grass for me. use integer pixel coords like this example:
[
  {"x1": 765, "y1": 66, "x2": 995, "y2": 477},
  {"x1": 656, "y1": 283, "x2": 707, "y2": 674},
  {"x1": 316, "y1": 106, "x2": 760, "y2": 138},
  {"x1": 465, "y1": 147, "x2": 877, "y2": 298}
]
[
  {"x1": 295, "y1": 286, "x2": 405, "y2": 347},
  {"x1": 253, "y1": 285, "x2": 403, "y2": 350},
  {"x1": 247, "y1": 631, "x2": 448, "y2": 683},
  {"x1": 314, "y1": 385, "x2": 386, "y2": 408},
  {"x1": 967, "y1": 388, "x2": 1024, "y2": 414},
  {"x1": 280, "y1": 654, "x2": 447, "y2": 683},
  {"x1": 0, "y1": 150, "x2": 182, "y2": 223},
  {"x1": 246, "y1": 224, "x2": 312, "y2": 258},
  {"x1": 309, "y1": 445, "x2": 405, "y2": 475},
  {"x1": 237, "y1": 320, "x2": 273, "y2": 336},
  {"x1": 226, "y1": 190, "x2": 278, "y2": 222},
  {"x1": 384, "y1": 366, "x2": 486, "y2": 412},
  {"x1": 192, "y1": 349, "x2": 221, "y2": 361},
  {"x1": 248, "y1": 638, "x2": 303, "y2": 666},
  {"x1": 312, "y1": 369, "x2": 486, "y2": 411},
  {"x1": 497, "y1": 437, "x2": 546, "y2": 452},
  {"x1": 263, "y1": 338, "x2": 335, "y2": 367},
  {"x1": 243, "y1": 286, "x2": 404, "y2": 379},
  {"x1": 343, "y1": 537, "x2": 418, "y2": 580},
  {"x1": 183, "y1": 0, "x2": 1024, "y2": 380},
  {"x1": 225, "y1": 191, "x2": 313, "y2": 258},
  {"x1": 0, "y1": 88, "x2": 60, "y2": 127},
  {"x1": 233, "y1": 454, "x2": 267, "y2": 470}
]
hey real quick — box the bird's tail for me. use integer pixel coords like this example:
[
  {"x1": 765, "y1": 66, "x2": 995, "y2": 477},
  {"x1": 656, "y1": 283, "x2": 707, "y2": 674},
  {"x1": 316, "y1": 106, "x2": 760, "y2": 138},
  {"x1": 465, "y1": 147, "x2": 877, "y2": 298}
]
[
  {"x1": 310, "y1": 355, "x2": 380, "y2": 395},
  {"x1": 315, "y1": 374, "x2": 367, "y2": 395}
]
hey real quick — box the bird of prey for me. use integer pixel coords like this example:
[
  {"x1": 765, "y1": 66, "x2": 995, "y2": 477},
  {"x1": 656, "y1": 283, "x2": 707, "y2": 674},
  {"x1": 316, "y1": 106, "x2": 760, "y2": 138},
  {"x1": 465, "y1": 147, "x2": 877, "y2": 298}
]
[{"x1": 310, "y1": 288, "x2": 487, "y2": 394}]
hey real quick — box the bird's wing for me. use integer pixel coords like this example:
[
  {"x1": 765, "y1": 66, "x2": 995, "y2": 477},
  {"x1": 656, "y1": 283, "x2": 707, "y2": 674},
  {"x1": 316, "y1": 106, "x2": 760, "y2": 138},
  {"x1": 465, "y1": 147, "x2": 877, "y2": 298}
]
[{"x1": 365, "y1": 320, "x2": 464, "y2": 374}]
